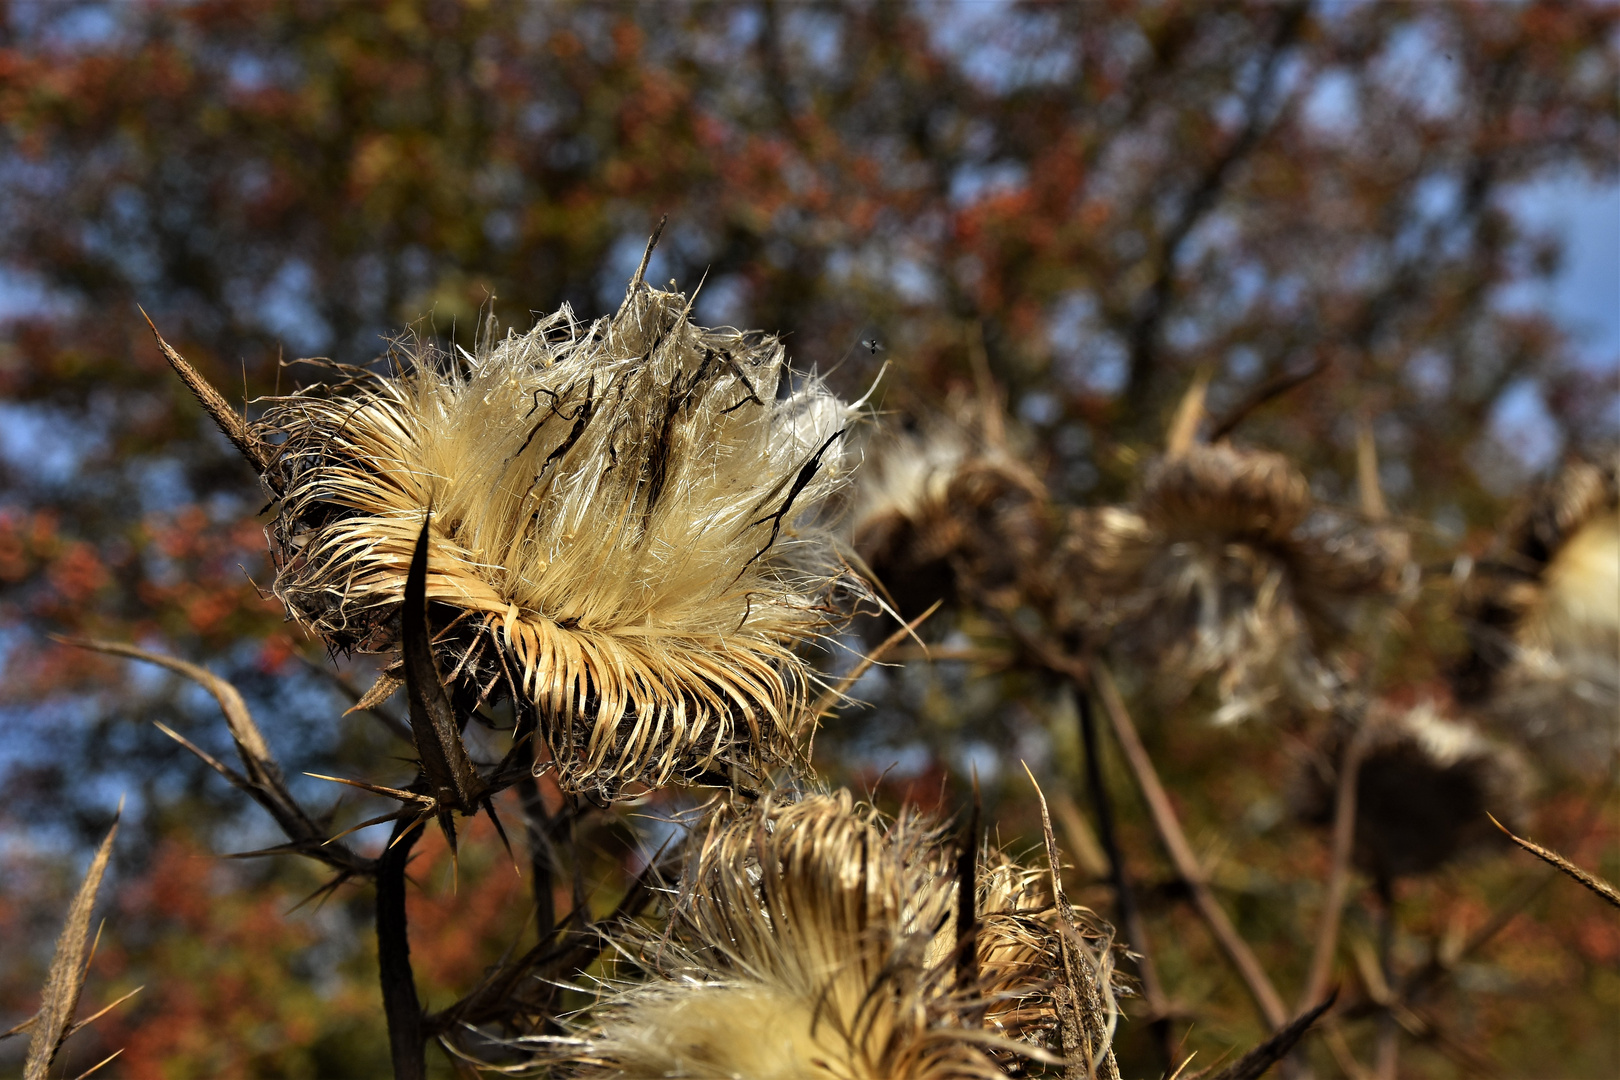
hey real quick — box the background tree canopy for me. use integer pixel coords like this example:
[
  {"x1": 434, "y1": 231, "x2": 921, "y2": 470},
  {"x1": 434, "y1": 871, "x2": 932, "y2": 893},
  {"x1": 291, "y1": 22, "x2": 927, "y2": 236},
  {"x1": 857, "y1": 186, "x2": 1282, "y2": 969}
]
[{"x1": 1, "y1": 2, "x2": 1615, "y2": 1078}]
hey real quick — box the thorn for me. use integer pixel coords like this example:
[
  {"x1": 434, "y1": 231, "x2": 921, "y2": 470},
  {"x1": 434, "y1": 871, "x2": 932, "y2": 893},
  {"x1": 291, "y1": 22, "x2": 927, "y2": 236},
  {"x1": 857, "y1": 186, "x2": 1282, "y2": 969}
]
[
  {"x1": 139, "y1": 307, "x2": 270, "y2": 474},
  {"x1": 632, "y1": 215, "x2": 669, "y2": 288},
  {"x1": 1166, "y1": 367, "x2": 1211, "y2": 458},
  {"x1": 304, "y1": 772, "x2": 435, "y2": 805},
  {"x1": 484, "y1": 797, "x2": 522, "y2": 877}
]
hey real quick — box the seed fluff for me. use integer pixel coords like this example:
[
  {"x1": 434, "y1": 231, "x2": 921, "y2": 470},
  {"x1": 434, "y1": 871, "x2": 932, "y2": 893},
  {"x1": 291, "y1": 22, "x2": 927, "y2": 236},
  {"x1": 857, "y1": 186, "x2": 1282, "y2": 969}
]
[
  {"x1": 563, "y1": 790, "x2": 1121, "y2": 1079},
  {"x1": 258, "y1": 282, "x2": 859, "y2": 796}
]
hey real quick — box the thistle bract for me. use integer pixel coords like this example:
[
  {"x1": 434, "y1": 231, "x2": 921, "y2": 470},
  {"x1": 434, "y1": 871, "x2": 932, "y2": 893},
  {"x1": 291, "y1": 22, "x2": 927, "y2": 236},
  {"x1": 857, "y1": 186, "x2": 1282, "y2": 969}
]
[{"x1": 850, "y1": 412, "x2": 1047, "y2": 626}]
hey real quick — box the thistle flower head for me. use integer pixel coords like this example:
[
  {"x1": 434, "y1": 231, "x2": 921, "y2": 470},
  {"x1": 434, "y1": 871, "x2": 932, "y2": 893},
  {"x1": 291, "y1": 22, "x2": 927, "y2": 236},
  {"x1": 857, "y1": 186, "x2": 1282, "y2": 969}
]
[
  {"x1": 1071, "y1": 443, "x2": 1407, "y2": 723},
  {"x1": 1456, "y1": 457, "x2": 1619, "y2": 771},
  {"x1": 850, "y1": 408, "x2": 1047, "y2": 624},
  {"x1": 258, "y1": 283, "x2": 858, "y2": 796},
  {"x1": 1294, "y1": 702, "x2": 1533, "y2": 880},
  {"x1": 566, "y1": 790, "x2": 1120, "y2": 1079}
]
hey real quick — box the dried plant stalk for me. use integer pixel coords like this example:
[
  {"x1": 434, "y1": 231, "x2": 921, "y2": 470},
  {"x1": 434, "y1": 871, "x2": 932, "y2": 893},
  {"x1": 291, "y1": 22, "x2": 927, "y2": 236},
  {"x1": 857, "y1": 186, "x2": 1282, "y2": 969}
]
[{"x1": 258, "y1": 281, "x2": 858, "y2": 797}]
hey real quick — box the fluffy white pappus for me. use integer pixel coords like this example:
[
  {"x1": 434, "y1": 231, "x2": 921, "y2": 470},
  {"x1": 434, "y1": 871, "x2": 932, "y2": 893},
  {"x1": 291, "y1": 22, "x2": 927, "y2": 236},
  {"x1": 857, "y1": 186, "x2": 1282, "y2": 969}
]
[
  {"x1": 848, "y1": 411, "x2": 1049, "y2": 627},
  {"x1": 258, "y1": 283, "x2": 860, "y2": 796},
  {"x1": 851, "y1": 424, "x2": 973, "y2": 530},
  {"x1": 1496, "y1": 506, "x2": 1620, "y2": 770},
  {"x1": 1075, "y1": 444, "x2": 1407, "y2": 724},
  {"x1": 564, "y1": 790, "x2": 1120, "y2": 1080},
  {"x1": 1457, "y1": 457, "x2": 1619, "y2": 773}
]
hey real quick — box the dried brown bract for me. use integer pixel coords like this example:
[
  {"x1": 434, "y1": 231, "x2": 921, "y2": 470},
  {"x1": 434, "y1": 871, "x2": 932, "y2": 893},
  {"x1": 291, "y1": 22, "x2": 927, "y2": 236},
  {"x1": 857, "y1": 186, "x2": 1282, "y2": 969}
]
[
  {"x1": 1294, "y1": 702, "x2": 1532, "y2": 881},
  {"x1": 256, "y1": 282, "x2": 858, "y2": 796},
  {"x1": 851, "y1": 410, "x2": 1048, "y2": 625},
  {"x1": 1070, "y1": 443, "x2": 1407, "y2": 723},
  {"x1": 1455, "y1": 457, "x2": 1619, "y2": 772},
  {"x1": 564, "y1": 790, "x2": 1120, "y2": 1079}
]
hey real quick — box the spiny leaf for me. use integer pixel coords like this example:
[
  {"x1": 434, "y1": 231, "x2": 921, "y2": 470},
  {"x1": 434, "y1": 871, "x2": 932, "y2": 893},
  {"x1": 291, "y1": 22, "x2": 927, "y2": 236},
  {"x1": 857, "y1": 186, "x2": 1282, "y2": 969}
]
[
  {"x1": 403, "y1": 515, "x2": 483, "y2": 811},
  {"x1": 24, "y1": 809, "x2": 120, "y2": 1079},
  {"x1": 56, "y1": 637, "x2": 275, "y2": 779},
  {"x1": 1199, "y1": 991, "x2": 1337, "y2": 1080}
]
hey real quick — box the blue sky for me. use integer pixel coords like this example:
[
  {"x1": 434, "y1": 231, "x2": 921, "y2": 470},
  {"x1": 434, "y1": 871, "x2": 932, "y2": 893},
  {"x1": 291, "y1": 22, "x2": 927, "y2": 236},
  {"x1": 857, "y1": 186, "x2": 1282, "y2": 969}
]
[{"x1": 1507, "y1": 173, "x2": 1620, "y2": 371}]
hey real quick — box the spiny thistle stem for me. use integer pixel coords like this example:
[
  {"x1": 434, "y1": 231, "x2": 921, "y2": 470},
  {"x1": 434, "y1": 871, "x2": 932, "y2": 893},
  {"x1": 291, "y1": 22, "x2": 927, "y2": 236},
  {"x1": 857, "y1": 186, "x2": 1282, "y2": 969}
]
[
  {"x1": 377, "y1": 813, "x2": 427, "y2": 1080},
  {"x1": 516, "y1": 758, "x2": 558, "y2": 940},
  {"x1": 1373, "y1": 875, "x2": 1399, "y2": 1080}
]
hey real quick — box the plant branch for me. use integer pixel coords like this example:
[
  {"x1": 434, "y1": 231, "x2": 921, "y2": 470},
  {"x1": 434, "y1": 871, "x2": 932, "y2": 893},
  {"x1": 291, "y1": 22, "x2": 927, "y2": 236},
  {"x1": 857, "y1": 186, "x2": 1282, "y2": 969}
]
[
  {"x1": 1121, "y1": 2, "x2": 1307, "y2": 414},
  {"x1": 1076, "y1": 682, "x2": 1175, "y2": 1071},
  {"x1": 1090, "y1": 661, "x2": 1290, "y2": 1031},
  {"x1": 377, "y1": 812, "x2": 428, "y2": 1080},
  {"x1": 60, "y1": 637, "x2": 374, "y2": 877},
  {"x1": 1372, "y1": 877, "x2": 1398, "y2": 1080},
  {"x1": 1206, "y1": 357, "x2": 1328, "y2": 443},
  {"x1": 1299, "y1": 726, "x2": 1369, "y2": 1012},
  {"x1": 1197, "y1": 991, "x2": 1337, "y2": 1080}
]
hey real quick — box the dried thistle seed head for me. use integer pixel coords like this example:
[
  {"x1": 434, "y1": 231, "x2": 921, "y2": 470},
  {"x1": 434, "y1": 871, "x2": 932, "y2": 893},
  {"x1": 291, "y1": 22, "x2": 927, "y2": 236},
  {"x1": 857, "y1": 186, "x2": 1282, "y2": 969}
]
[
  {"x1": 1293, "y1": 702, "x2": 1533, "y2": 880},
  {"x1": 1456, "y1": 457, "x2": 1619, "y2": 772},
  {"x1": 565, "y1": 790, "x2": 1120, "y2": 1080},
  {"x1": 1139, "y1": 443, "x2": 1312, "y2": 544},
  {"x1": 1075, "y1": 443, "x2": 1407, "y2": 723},
  {"x1": 850, "y1": 411, "x2": 1047, "y2": 625},
  {"x1": 257, "y1": 283, "x2": 859, "y2": 797}
]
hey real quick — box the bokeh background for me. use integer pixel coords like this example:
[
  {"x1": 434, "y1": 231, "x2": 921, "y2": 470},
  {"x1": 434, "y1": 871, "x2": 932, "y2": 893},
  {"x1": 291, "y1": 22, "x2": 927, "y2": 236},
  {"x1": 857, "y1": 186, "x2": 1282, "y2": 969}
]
[{"x1": 1, "y1": 2, "x2": 1615, "y2": 1077}]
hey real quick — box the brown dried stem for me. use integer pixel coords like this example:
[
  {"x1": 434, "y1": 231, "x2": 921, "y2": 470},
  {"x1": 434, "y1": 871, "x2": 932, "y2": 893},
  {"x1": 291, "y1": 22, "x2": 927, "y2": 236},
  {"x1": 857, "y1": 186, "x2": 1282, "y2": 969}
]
[
  {"x1": 1198, "y1": 991, "x2": 1337, "y2": 1080},
  {"x1": 1299, "y1": 726, "x2": 1370, "y2": 1012},
  {"x1": 424, "y1": 848, "x2": 667, "y2": 1038},
  {"x1": 1027, "y1": 769, "x2": 1123, "y2": 1080},
  {"x1": 1076, "y1": 683, "x2": 1175, "y2": 1071},
  {"x1": 1089, "y1": 661, "x2": 1290, "y2": 1031},
  {"x1": 1372, "y1": 877, "x2": 1399, "y2": 1080},
  {"x1": 57, "y1": 637, "x2": 373, "y2": 877},
  {"x1": 1206, "y1": 357, "x2": 1328, "y2": 444}
]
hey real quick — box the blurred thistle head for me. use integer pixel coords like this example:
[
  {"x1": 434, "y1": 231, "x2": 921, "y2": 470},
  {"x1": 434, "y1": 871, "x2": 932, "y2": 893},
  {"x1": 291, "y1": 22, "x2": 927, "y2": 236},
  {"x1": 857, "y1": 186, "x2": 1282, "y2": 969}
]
[
  {"x1": 1454, "y1": 456, "x2": 1619, "y2": 772},
  {"x1": 1069, "y1": 439, "x2": 1408, "y2": 724},
  {"x1": 850, "y1": 402, "x2": 1047, "y2": 627},
  {"x1": 255, "y1": 280, "x2": 860, "y2": 796},
  {"x1": 1293, "y1": 701, "x2": 1532, "y2": 881},
  {"x1": 565, "y1": 789, "x2": 1120, "y2": 1079}
]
